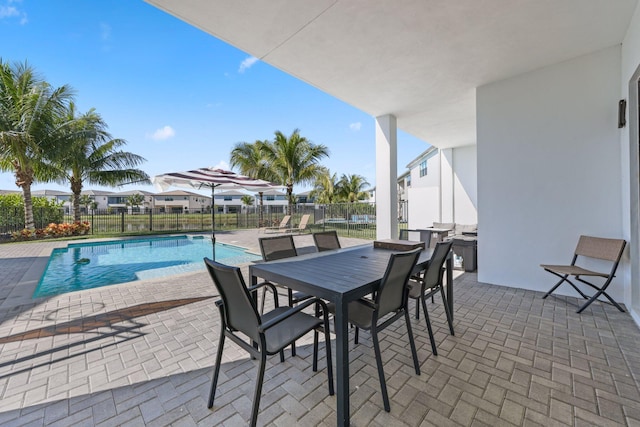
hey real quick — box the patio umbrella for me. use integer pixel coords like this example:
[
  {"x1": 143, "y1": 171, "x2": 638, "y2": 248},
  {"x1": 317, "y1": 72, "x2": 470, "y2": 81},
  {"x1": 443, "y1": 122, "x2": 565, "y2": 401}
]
[{"x1": 152, "y1": 167, "x2": 280, "y2": 260}]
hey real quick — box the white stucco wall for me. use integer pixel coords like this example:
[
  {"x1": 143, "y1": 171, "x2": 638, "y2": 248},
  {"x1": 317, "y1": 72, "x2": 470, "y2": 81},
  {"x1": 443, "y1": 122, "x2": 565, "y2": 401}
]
[
  {"x1": 477, "y1": 45, "x2": 626, "y2": 302},
  {"x1": 622, "y1": 3, "x2": 640, "y2": 321},
  {"x1": 452, "y1": 145, "x2": 477, "y2": 225}
]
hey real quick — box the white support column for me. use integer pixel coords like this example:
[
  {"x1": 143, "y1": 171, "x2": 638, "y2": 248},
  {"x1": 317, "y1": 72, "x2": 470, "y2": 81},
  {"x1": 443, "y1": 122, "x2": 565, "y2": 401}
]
[
  {"x1": 375, "y1": 114, "x2": 398, "y2": 239},
  {"x1": 440, "y1": 148, "x2": 455, "y2": 222}
]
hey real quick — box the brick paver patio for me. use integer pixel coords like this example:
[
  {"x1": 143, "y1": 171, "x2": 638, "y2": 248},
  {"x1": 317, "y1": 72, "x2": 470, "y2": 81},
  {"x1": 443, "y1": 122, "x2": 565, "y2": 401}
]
[{"x1": 0, "y1": 230, "x2": 639, "y2": 426}]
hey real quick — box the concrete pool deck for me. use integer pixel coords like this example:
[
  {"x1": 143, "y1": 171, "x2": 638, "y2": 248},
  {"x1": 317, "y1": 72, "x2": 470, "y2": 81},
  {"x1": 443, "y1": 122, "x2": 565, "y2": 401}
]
[{"x1": 1, "y1": 230, "x2": 640, "y2": 426}]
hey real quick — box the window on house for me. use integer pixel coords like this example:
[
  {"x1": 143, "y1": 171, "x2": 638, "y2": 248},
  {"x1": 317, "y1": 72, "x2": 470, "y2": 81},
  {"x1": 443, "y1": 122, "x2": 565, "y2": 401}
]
[
  {"x1": 266, "y1": 195, "x2": 275, "y2": 201},
  {"x1": 224, "y1": 196, "x2": 232, "y2": 201},
  {"x1": 419, "y1": 160, "x2": 428, "y2": 177},
  {"x1": 407, "y1": 176, "x2": 411, "y2": 187}
]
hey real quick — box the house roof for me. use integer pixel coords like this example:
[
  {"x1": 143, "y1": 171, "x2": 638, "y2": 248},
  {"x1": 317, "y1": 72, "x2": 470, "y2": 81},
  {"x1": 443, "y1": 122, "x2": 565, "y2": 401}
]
[
  {"x1": 406, "y1": 146, "x2": 438, "y2": 169},
  {"x1": 215, "y1": 190, "x2": 248, "y2": 197},
  {"x1": 117, "y1": 190, "x2": 155, "y2": 196},
  {"x1": 31, "y1": 189, "x2": 72, "y2": 196},
  {"x1": 81, "y1": 190, "x2": 114, "y2": 196},
  {"x1": 145, "y1": 0, "x2": 638, "y2": 148}
]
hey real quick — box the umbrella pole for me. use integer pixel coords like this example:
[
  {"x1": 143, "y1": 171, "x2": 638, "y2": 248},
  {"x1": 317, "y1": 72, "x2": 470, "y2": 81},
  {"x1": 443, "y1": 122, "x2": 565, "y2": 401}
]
[{"x1": 211, "y1": 186, "x2": 216, "y2": 260}]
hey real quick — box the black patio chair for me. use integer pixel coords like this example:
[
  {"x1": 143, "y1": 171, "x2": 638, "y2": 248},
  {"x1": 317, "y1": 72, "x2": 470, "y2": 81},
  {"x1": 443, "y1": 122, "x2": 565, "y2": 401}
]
[
  {"x1": 541, "y1": 235, "x2": 627, "y2": 313},
  {"x1": 204, "y1": 258, "x2": 334, "y2": 427},
  {"x1": 399, "y1": 228, "x2": 434, "y2": 248},
  {"x1": 328, "y1": 248, "x2": 421, "y2": 412},
  {"x1": 258, "y1": 234, "x2": 313, "y2": 356},
  {"x1": 407, "y1": 240, "x2": 455, "y2": 356},
  {"x1": 312, "y1": 230, "x2": 341, "y2": 252}
]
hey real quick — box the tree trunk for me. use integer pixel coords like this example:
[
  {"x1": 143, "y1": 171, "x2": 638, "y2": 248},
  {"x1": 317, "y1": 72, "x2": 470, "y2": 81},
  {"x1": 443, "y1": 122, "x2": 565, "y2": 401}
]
[
  {"x1": 15, "y1": 164, "x2": 35, "y2": 230},
  {"x1": 70, "y1": 177, "x2": 83, "y2": 222},
  {"x1": 286, "y1": 185, "x2": 294, "y2": 216}
]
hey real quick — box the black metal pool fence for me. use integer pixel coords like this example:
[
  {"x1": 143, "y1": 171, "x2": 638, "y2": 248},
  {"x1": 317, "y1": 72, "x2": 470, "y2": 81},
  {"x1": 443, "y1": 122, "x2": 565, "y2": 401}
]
[{"x1": 0, "y1": 202, "x2": 409, "y2": 241}]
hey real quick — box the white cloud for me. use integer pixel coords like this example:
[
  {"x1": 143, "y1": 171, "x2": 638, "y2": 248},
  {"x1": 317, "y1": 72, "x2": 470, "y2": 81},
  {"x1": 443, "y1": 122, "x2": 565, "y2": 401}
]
[
  {"x1": 349, "y1": 122, "x2": 362, "y2": 131},
  {"x1": 0, "y1": 2, "x2": 26, "y2": 23},
  {"x1": 212, "y1": 161, "x2": 230, "y2": 171},
  {"x1": 147, "y1": 125, "x2": 176, "y2": 141},
  {"x1": 238, "y1": 56, "x2": 258, "y2": 73}
]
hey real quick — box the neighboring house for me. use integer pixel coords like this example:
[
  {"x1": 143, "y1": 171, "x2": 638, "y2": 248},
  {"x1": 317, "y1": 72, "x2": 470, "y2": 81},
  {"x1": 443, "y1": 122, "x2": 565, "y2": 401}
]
[
  {"x1": 80, "y1": 190, "x2": 115, "y2": 211},
  {"x1": 255, "y1": 189, "x2": 287, "y2": 213},
  {"x1": 153, "y1": 190, "x2": 211, "y2": 213},
  {"x1": 295, "y1": 190, "x2": 315, "y2": 206},
  {"x1": 31, "y1": 189, "x2": 73, "y2": 214},
  {"x1": 214, "y1": 190, "x2": 245, "y2": 214},
  {"x1": 111, "y1": 190, "x2": 156, "y2": 213},
  {"x1": 404, "y1": 146, "x2": 477, "y2": 228}
]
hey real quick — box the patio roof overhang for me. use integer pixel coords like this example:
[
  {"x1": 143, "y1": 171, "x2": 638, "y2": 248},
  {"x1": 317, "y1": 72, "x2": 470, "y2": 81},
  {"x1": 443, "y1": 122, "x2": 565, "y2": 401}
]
[{"x1": 144, "y1": 0, "x2": 638, "y2": 149}]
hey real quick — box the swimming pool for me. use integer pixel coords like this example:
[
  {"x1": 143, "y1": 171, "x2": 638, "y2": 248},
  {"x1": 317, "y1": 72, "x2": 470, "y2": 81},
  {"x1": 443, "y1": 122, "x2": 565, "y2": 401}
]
[{"x1": 34, "y1": 235, "x2": 260, "y2": 298}]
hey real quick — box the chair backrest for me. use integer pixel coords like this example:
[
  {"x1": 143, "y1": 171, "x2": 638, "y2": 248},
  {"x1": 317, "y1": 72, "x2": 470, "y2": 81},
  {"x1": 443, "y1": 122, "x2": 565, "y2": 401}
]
[
  {"x1": 376, "y1": 249, "x2": 421, "y2": 317},
  {"x1": 297, "y1": 214, "x2": 310, "y2": 229},
  {"x1": 313, "y1": 230, "x2": 341, "y2": 252},
  {"x1": 204, "y1": 257, "x2": 261, "y2": 342},
  {"x1": 277, "y1": 215, "x2": 291, "y2": 228},
  {"x1": 575, "y1": 235, "x2": 626, "y2": 262},
  {"x1": 259, "y1": 234, "x2": 298, "y2": 261},
  {"x1": 422, "y1": 240, "x2": 453, "y2": 289}
]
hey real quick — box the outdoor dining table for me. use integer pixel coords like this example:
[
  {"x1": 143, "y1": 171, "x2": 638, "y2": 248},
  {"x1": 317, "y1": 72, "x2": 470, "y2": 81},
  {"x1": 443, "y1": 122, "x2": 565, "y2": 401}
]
[{"x1": 249, "y1": 243, "x2": 454, "y2": 426}]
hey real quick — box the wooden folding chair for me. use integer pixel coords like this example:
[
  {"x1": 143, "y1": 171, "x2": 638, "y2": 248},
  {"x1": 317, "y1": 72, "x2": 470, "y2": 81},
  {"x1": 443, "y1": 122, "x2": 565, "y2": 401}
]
[{"x1": 541, "y1": 235, "x2": 626, "y2": 313}]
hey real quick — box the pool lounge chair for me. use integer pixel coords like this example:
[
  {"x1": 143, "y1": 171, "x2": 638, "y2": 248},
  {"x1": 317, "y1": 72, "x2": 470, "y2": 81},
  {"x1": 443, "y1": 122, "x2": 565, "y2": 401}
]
[
  {"x1": 287, "y1": 214, "x2": 311, "y2": 234},
  {"x1": 262, "y1": 215, "x2": 291, "y2": 233}
]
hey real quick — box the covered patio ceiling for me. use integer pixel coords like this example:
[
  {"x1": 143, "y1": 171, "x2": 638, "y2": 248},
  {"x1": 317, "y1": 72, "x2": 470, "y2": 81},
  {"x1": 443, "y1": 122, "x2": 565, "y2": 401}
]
[{"x1": 145, "y1": 0, "x2": 638, "y2": 149}]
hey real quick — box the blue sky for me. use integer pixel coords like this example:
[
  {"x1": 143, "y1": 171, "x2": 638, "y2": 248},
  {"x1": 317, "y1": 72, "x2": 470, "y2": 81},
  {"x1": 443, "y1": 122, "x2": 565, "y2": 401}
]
[{"x1": 1, "y1": 0, "x2": 429, "y2": 195}]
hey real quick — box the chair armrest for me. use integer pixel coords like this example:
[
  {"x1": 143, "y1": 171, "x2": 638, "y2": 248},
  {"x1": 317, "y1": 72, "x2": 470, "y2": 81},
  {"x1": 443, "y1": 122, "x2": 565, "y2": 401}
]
[
  {"x1": 258, "y1": 298, "x2": 325, "y2": 332},
  {"x1": 247, "y1": 281, "x2": 278, "y2": 295},
  {"x1": 357, "y1": 297, "x2": 378, "y2": 310}
]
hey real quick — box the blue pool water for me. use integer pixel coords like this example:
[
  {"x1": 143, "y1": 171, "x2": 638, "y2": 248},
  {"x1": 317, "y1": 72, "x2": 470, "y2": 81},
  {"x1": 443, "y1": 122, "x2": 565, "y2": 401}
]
[{"x1": 34, "y1": 235, "x2": 259, "y2": 298}]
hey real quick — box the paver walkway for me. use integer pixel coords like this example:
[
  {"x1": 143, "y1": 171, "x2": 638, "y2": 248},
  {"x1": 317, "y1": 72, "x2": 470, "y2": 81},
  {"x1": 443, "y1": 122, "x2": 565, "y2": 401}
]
[{"x1": 0, "y1": 230, "x2": 639, "y2": 426}]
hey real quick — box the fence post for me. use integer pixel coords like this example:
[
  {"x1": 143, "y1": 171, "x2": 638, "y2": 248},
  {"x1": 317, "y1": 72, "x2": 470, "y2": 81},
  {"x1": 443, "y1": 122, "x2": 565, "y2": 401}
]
[
  {"x1": 91, "y1": 212, "x2": 94, "y2": 234},
  {"x1": 121, "y1": 211, "x2": 125, "y2": 233},
  {"x1": 149, "y1": 209, "x2": 153, "y2": 231},
  {"x1": 175, "y1": 212, "x2": 179, "y2": 231}
]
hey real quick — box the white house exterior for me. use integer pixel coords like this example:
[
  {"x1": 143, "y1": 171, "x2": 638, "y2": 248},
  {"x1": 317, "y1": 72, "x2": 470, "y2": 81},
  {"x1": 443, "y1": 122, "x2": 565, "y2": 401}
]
[
  {"x1": 214, "y1": 190, "x2": 246, "y2": 214},
  {"x1": 405, "y1": 146, "x2": 478, "y2": 228},
  {"x1": 255, "y1": 189, "x2": 287, "y2": 213},
  {"x1": 111, "y1": 190, "x2": 156, "y2": 213},
  {"x1": 80, "y1": 190, "x2": 113, "y2": 211},
  {"x1": 153, "y1": 190, "x2": 211, "y2": 213}
]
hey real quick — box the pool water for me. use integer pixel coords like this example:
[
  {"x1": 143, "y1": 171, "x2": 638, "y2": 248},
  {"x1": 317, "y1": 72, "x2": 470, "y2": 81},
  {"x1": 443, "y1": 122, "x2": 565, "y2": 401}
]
[{"x1": 34, "y1": 235, "x2": 259, "y2": 298}]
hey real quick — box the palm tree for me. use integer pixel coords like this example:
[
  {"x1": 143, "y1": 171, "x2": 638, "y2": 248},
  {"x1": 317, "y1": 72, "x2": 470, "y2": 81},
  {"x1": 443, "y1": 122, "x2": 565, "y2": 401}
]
[
  {"x1": 310, "y1": 168, "x2": 338, "y2": 204},
  {"x1": 229, "y1": 140, "x2": 271, "y2": 225},
  {"x1": 260, "y1": 129, "x2": 329, "y2": 214},
  {"x1": 79, "y1": 194, "x2": 94, "y2": 214},
  {"x1": 240, "y1": 194, "x2": 254, "y2": 211},
  {"x1": 126, "y1": 193, "x2": 145, "y2": 213},
  {"x1": 50, "y1": 105, "x2": 150, "y2": 221},
  {"x1": 0, "y1": 60, "x2": 75, "y2": 230},
  {"x1": 336, "y1": 173, "x2": 370, "y2": 203}
]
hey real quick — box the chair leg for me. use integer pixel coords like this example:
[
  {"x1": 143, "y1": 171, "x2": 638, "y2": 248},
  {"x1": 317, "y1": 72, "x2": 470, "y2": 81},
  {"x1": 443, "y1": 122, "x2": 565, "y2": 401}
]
[
  {"x1": 577, "y1": 289, "x2": 626, "y2": 313},
  {"x1": 371, "y1": 326, "x2": 390, "y2": 412},
  {"x1": 354, "y1": 326, "x2": 359, "y2": 345},
  {"x1": 208, "y1": 332, "x2": 226, "y2": 408},
  {"x1": 404, "y1": 310, "x2": 421, "y2": 375},
  {"x1": 421, "y1": 295, "x2": 438, "y2": 356},
  {"x1": 439, "y1": 286, "x2": 455, "y2": 336},
  {"x1": 322, "y1": 311, "x2": 335, "y2": 396},
  {"x1": 414, "y1": 296, "x2": 420, "y2": 319},
  {"x1": 288, "y1": 289, "x2": 297, "y2": 357},
  {"x1": 313, "y1": 329, "x2": 319, "y2": 372},
  {"x1": 249, "y1": 352, "x2": 267, "y2": 427}
]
